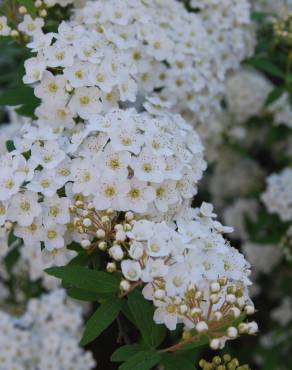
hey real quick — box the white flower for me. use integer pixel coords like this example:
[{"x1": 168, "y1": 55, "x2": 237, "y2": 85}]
[
  {"x1": 43, "y1": 195, "x2": 71, "y2": 225},
  {"x1": 121, "y1": 260, "x2": 142, "y2": 281},
  {"x1": 153, "y1": 181, "x2": 179, "y2": 212},
  {"x1": 71, "y1": 158, "x2": 99, "y2": 196},
  {"x1": 68, "y1": 87, "x2": 103, "y2": 119},
  {"x1": 23, "y1": 57, "x2": 47, "y2": 84},
  {"x1": 129, "y1": 241, "x2": 144, "y2": 260},
  {"x1": 8, "y1": 191, "x2": 41, "y2": 227},
  {"x1": 31, "y1": 141, "x2": 65, "y2": 169},
  {"x1": 43, "y1": 223, "x2": 65, "y2": 250},
  {"x1": 120, "y1": 178, "x2": 155, "y2": 213},
  {"x1": 93, "y1": 174, "x2": 128, "y2": 210},
  {"x1": 44, "y1": 41, "x2": 75, "y2": 68},
  {"x1": 165, "y1": 264, "x2": 189, "y2": 297},
  {"x1": 0, "y1": 16, "x2": 11, "y2": 36},
  {"x1": 132, "y1": 147, "x2": 165, "y2": 183},
  {"x1": 18, "y1": 15, "x2": 44, "y2": 36},
  {"x1": 27, "y1": 170, "x2": 59, "y2": 197},
  {"x1": 153, "y1": 299, "x2": 178, "y2": 331},
  {"x1": 34, "y1": 71, "x2": 68, "y2": 104},
  {"x1": 0, "y1": 165, "x2": 25, "y2": 201},
  {"x1": 101, "y1": 145, "x2": 131, "y2": 179}
]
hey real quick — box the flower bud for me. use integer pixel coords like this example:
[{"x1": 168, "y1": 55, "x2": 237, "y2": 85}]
[
  {"x1": 245, "y1": 305, "x2": 255, "y2": 315},
  {"x1": 116, "y1": 230, "x2": 126, "y2": 241},
  {"x1": 210, "y1": 282, "x2": 220, "y2": 293},
  {"x1": 125, "y1": 211, "x2": 134, "y2": 221},
  {"x1": 81, "y1": 239, "x2": 91, "y2": 248},
  {"x1": 19, "y1": 6, "x2": 27, "y2": 14},
  {"x1": 98, "y1": 241, "x2": 107, "y2": 251},
  {"x1": 120, "y1": 280, "x2": 131, "y2": 292},
  {"x1": 106, "y1": 262, "x2": 116, "y2": 273},
  {"x1": 196, "y1": 321, "x2": 208, "y2": 333},
  {"x1": 179, "y1": 304, "x2": 188, "y2": 314},
  {"x1": 210, "y1": 338, "x2": 221, "y2": 350},
  {"x1": 109, "y1": 245, "x2": 124, "y2": 260},
  {"x1": 227, "y1": 327, "x2": 238, "y2": 339},
  {"x1": 83, "y1": 218, "x2": 92, "y2": 227},
  {"x1": 247, "y1": 321, "x2": 258, "y2": 334},
  {"x1": 226, "y1": 294, "x2": 236, "y2": 304},
  {"x1": 96, "y1": 229, "x2": 106, "y2": 238}
]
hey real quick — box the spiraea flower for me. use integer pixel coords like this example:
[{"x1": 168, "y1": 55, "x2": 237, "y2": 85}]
[
  {"x1": 0, "y1": 108, "x2": 205, "y2": 254},
  {"x1": 0, "y1": 290, "x2": 96, "y2": 370},
  {"x1": 71, "y1": 200, "x2": 257, "y2": 349},
  {"x1": 261, "y1": 168, "x2": 292, "y2": 222},
  {"x1": 21, "y1": 0, "x2": 253, "y2": 123}
]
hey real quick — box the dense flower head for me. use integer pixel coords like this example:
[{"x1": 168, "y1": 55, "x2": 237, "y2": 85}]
[
  {"x1": 71, "y1": 199, "x2": 256, "y2": 348},
  {"x1": 0, "y1": 289, "x2": 96, "y2": 370},
  {"x1": 261, "y1": 168, "x2": 292, "y2": 222},
  {"x1": 0, "y1": 108, "x2": 205, "y2": 252},
  {"x1": 21, "y1": 0, "x2": 253, "y2": 123},
  {"x1": 225, "y1": 69, "x2": 272, "y2": 123}
]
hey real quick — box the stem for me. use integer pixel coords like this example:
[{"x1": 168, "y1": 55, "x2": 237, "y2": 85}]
[
  {"x1": 159, "y1": 334, "x2": 202, "y2": 353},
  {"x1": 119, "y1": 281, "x2": 143, "y2": 298},
  {"x1": 116, "y1": 315, "x2": 131, "y2": 345}
]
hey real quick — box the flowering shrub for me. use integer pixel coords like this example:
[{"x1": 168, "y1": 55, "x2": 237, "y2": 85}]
[{"x1": 4, "y1": 0, "x2": 292, "y2": 369}]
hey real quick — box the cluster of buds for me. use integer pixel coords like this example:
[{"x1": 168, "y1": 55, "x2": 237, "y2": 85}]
[
  {"x1": 198, "y1": 354, "x2": 251, "y2": 370},
  {"x1": 70, "y1": 199, "x2": 138, "y2": 292},
  {"x1": 272, "y1": 13, "x2": 292, "y2": 44},
  {"x1": 176, "y1": 280, "x2": 257, "y2": 350}
]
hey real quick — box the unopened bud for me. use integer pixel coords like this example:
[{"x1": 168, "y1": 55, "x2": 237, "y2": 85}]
[
  {"x1": 106, "y1": 262, "x2": 116, "y2": 273},
  {"x1": 96, "y1": 229, "x2": 106, "y2": 238},
  {"x1": 196, "y1": 321, "x2": 208, "y2": 333},
  {"x1": 81, "y1": 239, "x2": 91, "y2": 248},
  {"x1": 120, "y1": 280, "x2": 131, "y2": 292},
  {"x1": 19, "y1": 6, "x2": 27, "y2": 14}
]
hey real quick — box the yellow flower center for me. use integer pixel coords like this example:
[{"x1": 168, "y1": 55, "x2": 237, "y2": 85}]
[{"x1": 20, "y1": 201, "x2": 30, "y2": 212}]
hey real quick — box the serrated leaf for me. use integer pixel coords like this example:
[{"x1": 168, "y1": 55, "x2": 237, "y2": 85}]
[
  {"x1": 128, "y1": 290, "x2": 166, "y2": 348},
  {"x1": 16, "y1": 0, "x2": 37, "y2": 17},
  {"x1": 111, "y1": 344, "x2": 149, "y2": 362},
  {"x1": 118, "y1": 350, "x2": 161, "y2": 370},
  {"x1": 45, "y1": 266, "x2": 120, "y2": 295},
  {"x1": 80, "y1": 299, "x2": 122, "y2": 346}
]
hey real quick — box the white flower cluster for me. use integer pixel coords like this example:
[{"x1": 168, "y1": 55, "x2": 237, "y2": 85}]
[
  {"x1": 0, "y1": 108, "x2": 205, "y2": 252},
  {"x1": 252, "y1": 0, "x2": 292, "y2": 16},
  {"x1": 261, "y1": 168, "x2": 292, "y2": 222},
  {"x1": 71, "y1": 200, "x2": 257, "y2": 349},
  {"x1": 0, "y1": 289, "x2": 96, "y2": 370},
  {"x1": 225, "y1": 69, "x2": 272, "y2": 123},
  {"x1": 22, "y1": 0, "x2": 253, "y2": 123},
  {"x1": 209, "y1": 150, "x2": 265, "y2": 207}
]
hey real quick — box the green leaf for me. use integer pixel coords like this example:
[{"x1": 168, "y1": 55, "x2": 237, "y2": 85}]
[
  {"x1": 6, "y1": 140, "x2": 15, "y2": 153},
  {"x1": 80, "y1": 299, "x2": 122, "y2": 346},
  {"x1": 247, "y1": 58, "x2": 284, "y2": 79},
  {"x1": 127, "y1": 290, "x2": 166, "y2": 348},
  {"x1": 0, "y1": 86, "x2": 36, "y2": 106},
  {"x1": 162, "y1": 352, "x2": 198, "y2": 370},
  {"x1": 68, "y1": 252, "x2": 89, "y2": 266},
  {"x1": 45, "y1": 266, "x2": 120, "y2": 295},
  {"x1": 265, "y1": 86, "x2": 285, "y2": 106},
  {"x1": 67, "y1": 287, "x2": 99, "y2": 302},
  {"x1": 118, "y1": 350, "x2": 161, "y2": 370},
  {"x1": 111, "y1": 344, "x2": 149, "y2": 362},
  {"x1": 177, "y1": 335, "x2": 209, "y2": 352},
  {"x1": 16, "y1": 0, "x2": 37, "y2": 17}
]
